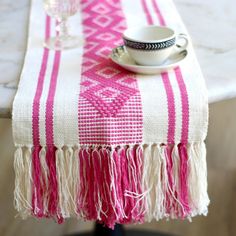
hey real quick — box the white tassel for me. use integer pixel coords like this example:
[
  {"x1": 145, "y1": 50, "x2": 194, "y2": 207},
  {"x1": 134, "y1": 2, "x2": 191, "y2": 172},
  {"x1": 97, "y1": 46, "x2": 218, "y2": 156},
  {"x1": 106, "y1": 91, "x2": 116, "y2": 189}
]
[
  {"x1": 171, "y1": 145, "x2": 185, "y2": 218},
  {"x1": 142, "y1": 145, "x2": 153, "y2": 222},
  {"x1": 126, "y1": 146, "x2": 144, "y2": 218},
  {"x1": 188, "y1": 142, "x2": 210, "y2": 216},
  {"x1": 72, "y1": 147, "x2": 80, "y2": 216},
  {"x1": 14, "y1": 146, "x2": 32, "y2": 219},
  {"x1": 141, "y1": 143, "x2": 209, "y2": 221},
  {"x1": 66, "y1": 146, "x2": 80, "y2": 216},
  {"x1": 56, "y1": 147, "x2": 69, "y2": 218},
  {"x1": 56, "y1": 146, "x2": 80, "y2": 218},
  {"x1": 142, "y1": 145, "x2": 170, "y2": 221},
  {"x1": 153, "y1": 145, "x2": 166, "y2": 220}
]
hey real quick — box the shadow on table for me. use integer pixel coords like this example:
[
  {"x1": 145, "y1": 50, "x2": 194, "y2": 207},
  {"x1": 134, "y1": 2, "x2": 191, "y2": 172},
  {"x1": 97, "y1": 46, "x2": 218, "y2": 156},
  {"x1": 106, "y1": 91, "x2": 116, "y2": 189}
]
[{"x1": 65, "y1": 223, "x2": 179, "y2": 236}]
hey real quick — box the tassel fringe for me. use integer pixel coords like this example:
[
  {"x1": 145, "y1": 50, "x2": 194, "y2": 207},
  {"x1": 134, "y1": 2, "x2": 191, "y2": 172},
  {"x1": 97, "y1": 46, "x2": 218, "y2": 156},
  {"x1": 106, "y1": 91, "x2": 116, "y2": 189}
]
[
  {"x1": 14, "y1": 147, "x2": 32, "y2": 218},
  {"x1": 13, "y1": 143, "x2": 209, "y2": 228}
]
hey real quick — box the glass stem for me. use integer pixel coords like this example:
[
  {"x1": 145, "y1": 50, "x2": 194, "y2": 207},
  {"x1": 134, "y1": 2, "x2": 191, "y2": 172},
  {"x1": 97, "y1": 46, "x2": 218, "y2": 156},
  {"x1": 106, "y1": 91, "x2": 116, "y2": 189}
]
[{"x1": 56, "y1": 18, "x2": 69, "y2": 40}]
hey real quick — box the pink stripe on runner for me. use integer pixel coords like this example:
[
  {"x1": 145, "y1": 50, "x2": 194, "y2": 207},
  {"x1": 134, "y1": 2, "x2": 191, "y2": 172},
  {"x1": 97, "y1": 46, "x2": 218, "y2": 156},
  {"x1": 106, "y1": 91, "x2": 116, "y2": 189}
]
[
  {"x1": 161, "y1": 72, "x2": 176, "y2": 144},
  {"x1": 32, "y1": 15, "x2": 51, "y2": 146},
  {"x1": 174, "y1": 67, "x2": 189, "y2": 144},
  {"x1": 45, "y1": 50, "x2": 61, "y2": 145},
  {"x1": 141, "y1": 0, "x2": 153, "y2": 24},
  {"x1": 152, "y1": 0, "x2": 166, "y2": 26}
]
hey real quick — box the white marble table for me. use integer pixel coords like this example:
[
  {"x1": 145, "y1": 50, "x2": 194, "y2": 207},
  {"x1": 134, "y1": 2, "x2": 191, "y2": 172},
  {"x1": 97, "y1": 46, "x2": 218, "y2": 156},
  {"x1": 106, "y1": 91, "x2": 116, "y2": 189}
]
[{"x1": 0, "y1": 0, "x2": 236, "y2": 118}]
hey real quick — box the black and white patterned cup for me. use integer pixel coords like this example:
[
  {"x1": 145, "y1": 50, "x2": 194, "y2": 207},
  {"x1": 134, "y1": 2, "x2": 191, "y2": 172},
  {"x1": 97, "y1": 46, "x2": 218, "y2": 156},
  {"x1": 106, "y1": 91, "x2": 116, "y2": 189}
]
[{"x1": 123, "y1": 25, "x2": 188, "y2": 66}]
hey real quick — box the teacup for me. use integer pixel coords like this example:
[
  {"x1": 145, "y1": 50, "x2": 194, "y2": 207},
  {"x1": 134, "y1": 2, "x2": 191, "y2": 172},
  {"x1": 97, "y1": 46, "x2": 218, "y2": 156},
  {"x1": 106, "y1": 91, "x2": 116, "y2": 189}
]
[{"x1": 123, "y1": 25, "x2": 188, "y2": 66}]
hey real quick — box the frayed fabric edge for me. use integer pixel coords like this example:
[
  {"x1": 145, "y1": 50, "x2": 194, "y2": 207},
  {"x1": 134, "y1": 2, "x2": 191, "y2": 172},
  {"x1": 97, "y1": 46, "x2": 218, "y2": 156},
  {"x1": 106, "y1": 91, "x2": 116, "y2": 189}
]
[{"x1": 13, "y1": 142, "x2": 209, "y2": 229}]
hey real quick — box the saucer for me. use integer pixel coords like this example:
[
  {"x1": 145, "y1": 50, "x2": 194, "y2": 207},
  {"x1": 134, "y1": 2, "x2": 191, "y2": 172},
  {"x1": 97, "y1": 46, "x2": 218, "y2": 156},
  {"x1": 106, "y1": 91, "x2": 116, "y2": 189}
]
[{"x1": 110, "y1": 45, "x2": 188, "y2": 75}]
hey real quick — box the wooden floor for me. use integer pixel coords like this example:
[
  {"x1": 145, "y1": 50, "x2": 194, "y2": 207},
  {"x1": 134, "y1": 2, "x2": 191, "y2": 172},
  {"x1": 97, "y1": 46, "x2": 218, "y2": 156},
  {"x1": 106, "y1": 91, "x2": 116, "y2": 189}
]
[{"x1": 0, "y1": 98, "x2": 236, "y2": 236}]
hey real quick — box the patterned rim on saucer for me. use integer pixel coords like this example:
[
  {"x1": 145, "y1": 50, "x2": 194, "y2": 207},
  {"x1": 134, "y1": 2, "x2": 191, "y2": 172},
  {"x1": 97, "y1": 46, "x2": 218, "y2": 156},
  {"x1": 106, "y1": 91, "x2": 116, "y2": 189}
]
[{"x1": 123, "y1": 38, "x2": 176, "y2": 51}]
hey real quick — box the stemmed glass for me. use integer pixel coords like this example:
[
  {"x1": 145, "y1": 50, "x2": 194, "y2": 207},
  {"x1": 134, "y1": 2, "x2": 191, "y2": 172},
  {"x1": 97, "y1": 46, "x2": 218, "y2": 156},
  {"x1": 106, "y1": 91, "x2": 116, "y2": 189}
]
[{"x1": 43, "y1": 0, "x2": 80, "y2": 50}]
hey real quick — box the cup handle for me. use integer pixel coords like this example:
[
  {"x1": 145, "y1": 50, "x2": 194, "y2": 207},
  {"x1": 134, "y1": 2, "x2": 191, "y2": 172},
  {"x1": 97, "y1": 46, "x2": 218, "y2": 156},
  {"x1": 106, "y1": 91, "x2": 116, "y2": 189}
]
[{"x1": 176, "y1": 33, "x2": 189, "y2": 51}]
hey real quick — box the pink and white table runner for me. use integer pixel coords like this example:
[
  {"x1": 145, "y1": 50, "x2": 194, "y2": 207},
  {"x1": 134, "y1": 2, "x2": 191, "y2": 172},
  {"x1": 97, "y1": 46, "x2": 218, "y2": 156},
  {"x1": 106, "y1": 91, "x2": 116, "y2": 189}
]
[{"x1": 13, "y1": 0, "x2": 209, "y2": 228}]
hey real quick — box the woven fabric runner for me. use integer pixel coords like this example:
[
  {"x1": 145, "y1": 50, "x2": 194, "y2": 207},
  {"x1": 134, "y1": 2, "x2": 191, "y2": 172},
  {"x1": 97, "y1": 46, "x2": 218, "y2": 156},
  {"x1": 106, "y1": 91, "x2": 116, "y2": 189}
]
[{"x1": 13, "y1": 0, "x2": 209, "y2": 228}]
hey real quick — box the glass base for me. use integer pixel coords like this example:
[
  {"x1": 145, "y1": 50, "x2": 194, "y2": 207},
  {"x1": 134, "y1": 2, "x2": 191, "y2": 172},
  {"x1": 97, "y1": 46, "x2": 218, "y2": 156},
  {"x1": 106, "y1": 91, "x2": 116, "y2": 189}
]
[{"x1": 44, "y1": 36, "x2": 81, "y2": 50}]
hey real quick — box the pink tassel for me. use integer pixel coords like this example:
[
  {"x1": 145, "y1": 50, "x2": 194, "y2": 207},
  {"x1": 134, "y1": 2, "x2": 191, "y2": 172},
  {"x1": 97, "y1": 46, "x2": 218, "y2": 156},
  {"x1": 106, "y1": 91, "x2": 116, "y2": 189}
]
[
  {"x1": 77, "y1": 146, "x2": 145, "y2": 228},
  {"x1": 100, "y1": 148, "x2": 117, "y2": 228},
  {"x1": 78, "y1": 148, "x2": 90, "y2": 218},
  {"x1": 165, "y1": 145, "x2": 176, "y2": 216},
  {"x1": 178, "y1": 144, "x2": 191, "y2": 217},
  {"x1": 132, "y1": 146, "x2": 145, "y2": 222},
  {"x1": 127, "y1": 148, "x2": 136, "y2": 220},
  {"x1": 120, "y1": 147, "x2": 132, "y2": 224},
  {"x1": 45, "y1": 145, "x2": 63, "y2": 223},
  {"x1": 92, "y1": 148, "x2": 104, "y2": 220},
  {"x1": 164, "y1": 144, "x2": 191, "y2": 218},
  {"x1": 86, "y1": 148, "x2": 96, "y2": 220},
  {"x1": 120, "y1": 146, "x2": 145, "y2": 224},
  {"x1": 112, "y1": 148, "x2": 126, "y2": 221},
  {"x1": 78, "y1": 148, "x2": 107, "y2": 222},
  {"x1": 32, "y1": 146, "x2": 44, "y2": 217}
]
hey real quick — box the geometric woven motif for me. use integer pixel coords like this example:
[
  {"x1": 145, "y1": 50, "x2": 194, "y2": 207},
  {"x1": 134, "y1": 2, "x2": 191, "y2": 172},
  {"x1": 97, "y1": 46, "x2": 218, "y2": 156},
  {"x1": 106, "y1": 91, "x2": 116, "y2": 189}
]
[{"x1": 79, "y1": 0, "x2": 143, "y2": 144}]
